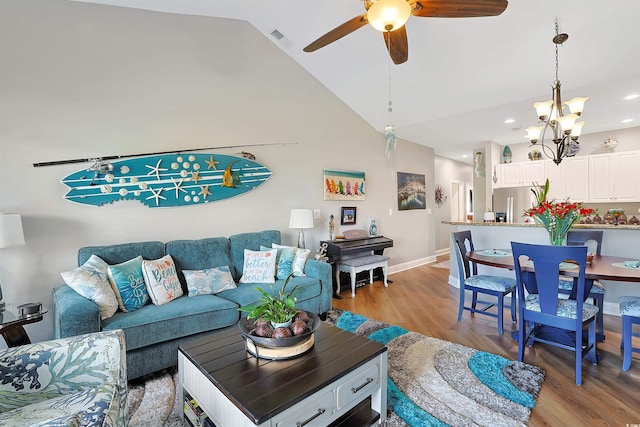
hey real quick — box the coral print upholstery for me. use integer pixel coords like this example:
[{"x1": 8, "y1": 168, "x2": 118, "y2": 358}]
[{"x1": 0, "y1": 330, "x2": 128, "y2": 426}]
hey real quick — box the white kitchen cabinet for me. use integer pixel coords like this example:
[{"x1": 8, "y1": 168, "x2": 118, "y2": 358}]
[
  {"x1": 544, "y1": 157, "x2": 588, "y2": 202},
  {"x1": 496, "y1": 161, "x2": 545, "y2": 188},
  {"x1": 589, "y1": 151, "x2": 640, "y2": 203}
]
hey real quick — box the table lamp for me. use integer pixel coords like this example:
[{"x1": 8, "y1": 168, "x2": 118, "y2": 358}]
[
  {"x1": 289, "y1": 209, "x2": 314, "y2": 249},
  {"x1": 0, "y1": 213, "x2": 25, "y2": 310}
]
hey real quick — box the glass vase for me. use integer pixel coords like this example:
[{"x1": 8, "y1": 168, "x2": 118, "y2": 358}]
[{"x1": 548, "y1": 231, "x2": 567, "y2": 246}]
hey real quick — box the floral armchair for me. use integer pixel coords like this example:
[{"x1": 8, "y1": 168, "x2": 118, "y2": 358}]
[{"x1": 0, "y1": 329, "x2": 128, "y2": 426}]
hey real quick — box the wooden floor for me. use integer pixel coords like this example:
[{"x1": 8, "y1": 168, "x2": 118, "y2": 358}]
[{"x1": 332, "y1": 256, "x2": 640, "y2": 426}]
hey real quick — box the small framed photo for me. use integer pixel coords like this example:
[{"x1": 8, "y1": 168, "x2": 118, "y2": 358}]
[{"x1": 341, "y1": 207, "x2": 357, "y2": 225}]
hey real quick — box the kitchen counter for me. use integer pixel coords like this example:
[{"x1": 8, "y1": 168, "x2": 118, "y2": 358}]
[{"x1": 442, "y1": 221, "x2": 640, "y2": 230}]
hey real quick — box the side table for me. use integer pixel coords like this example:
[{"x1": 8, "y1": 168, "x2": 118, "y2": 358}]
[{"x1": 0, "y1": 303, "x2": 47, "y2": 347}]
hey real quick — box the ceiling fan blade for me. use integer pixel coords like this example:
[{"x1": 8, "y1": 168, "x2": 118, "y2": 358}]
[
  {"x1": 384, "y1": 27, "x2": 408, "y2": 65},
  {"x1": 412, "y1": 0, "x2": 508, "y2": 18},
  {"x1": 303, "y1": 14, "x2": 369, "y2": 52}
]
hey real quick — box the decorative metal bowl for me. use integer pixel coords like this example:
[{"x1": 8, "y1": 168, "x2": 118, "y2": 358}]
[{"x1": 237, "y1": 311, "x2": 321, "y2": 348}]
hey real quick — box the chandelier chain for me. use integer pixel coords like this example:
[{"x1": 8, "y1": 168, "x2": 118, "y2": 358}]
[{"x1": 554, "y1": 21, "x2": 560, "y2": 83}]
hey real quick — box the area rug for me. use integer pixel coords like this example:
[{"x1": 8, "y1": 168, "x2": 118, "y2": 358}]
[
  {"x1": 127, "y1": 369, "x2": 182, "y2": 426},
  {"x1": 128, "y1": 310, "x2": 545, "y2": 426},
  {"x1": 326, "y1": 309, "x2": 545, "y2": 427}
]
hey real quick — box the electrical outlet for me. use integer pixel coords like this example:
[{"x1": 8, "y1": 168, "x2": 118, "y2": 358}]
[
  {"x1": 388, "y1": 208, "x2": 393, "y2": 216},
  {"x1": 427, "y1": 209, "x2": 432, "y2": 214},
  {"x1": 313, "y1": 209, "x2": 321, "y2": 219}
]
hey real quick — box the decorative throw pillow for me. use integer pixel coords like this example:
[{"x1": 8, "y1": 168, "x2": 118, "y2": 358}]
[
  {"x1": 261, "y1": 244, "x2": 295, "y2": 280},
  {"x1": 273, "y1": 244, "x2": 310, "y2": 276},
  {"x1": 107, "y1": 256, "x2": 149, "y2": 312},
  {"x1": 184, "y1": 266, "x2": 237, "y2": 297},
  {"x1": 61, "y1": 254, "x2": 118, "y2": 320},
  {"x1": 142, "y1": 255, "x2": 183, "y2": 306},
  {"x1": 239, "y1": 249, "x2": 277, "y2": 284},
  {"x1": 292, "y1": 247, "x2": 311, "y2": 276}
]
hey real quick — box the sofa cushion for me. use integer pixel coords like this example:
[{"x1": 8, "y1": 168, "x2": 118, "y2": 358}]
[
  {"x1": 166, "y1": 237, "x2": 234, "y2": 291},
  {"x1": 239, "y1": 249, "x2": 277, "y2": 284},
  {"x1": 229, "y1": 230, "x2": 281, "y2": 281},
  {"x1": 219, "y1": 276, "x2": 321, "y2": 309},
  {"x1": 184, "y1": 266, "x2": 237, "y2": 297},
  {"x1": 78, "y1": 241, "x2": 165, "y2": 266},
  {"x1": 101, "y1": 295, "x2": 239, "y2": 351},
  {"x1": 142, "y1": 255, "x2": 183, "y2": 306},
  {"x1": 108, "y1": 255, "x2": 149, "y2": 312},
  {"x1": 61, "y1": 255, "x2": 118, "y2": 320}
]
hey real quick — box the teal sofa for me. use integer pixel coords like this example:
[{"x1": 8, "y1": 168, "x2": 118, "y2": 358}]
[
  {"x1": 52, "y1": 230, "x2": 332, "y2": 380},
  {"x1": 0, "y1": 329, "x2": 127, "y2": 426}
]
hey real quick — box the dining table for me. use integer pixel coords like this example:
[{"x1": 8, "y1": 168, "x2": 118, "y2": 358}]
[{"x1": 467, "y1": 249, "x2": 640, "y2": 346}]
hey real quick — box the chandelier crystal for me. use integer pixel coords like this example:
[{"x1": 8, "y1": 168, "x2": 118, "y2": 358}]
[{"x1": 525, "y1": 18, "x2": 588, "y2": 165}]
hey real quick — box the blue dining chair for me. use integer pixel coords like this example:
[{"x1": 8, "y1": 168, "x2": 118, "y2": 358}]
[
  {"x1": 559, "y1": 230, "x2": 606, "y2": 336},
  {"x1": 511, "y1": 242, "x2": 598, "y2": 386},
  {"x1": 619, "y1": 295, "x2": 640, "y2": 371},
  {"x1": 451, "y1": 231, "x2": 516, "y2": 334}
]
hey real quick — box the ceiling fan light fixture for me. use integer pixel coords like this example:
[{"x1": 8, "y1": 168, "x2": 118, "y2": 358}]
[{"x1": 367, "y1": 0, "x2": 411, "y2": 32}]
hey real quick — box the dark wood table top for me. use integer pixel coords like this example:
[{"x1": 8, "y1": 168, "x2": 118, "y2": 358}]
[
  {"x1": 468, "y1": 250, "x2": 640, "y2": 282},
  {"x1": 179, "y1": 322, "x2": 386, "y2": 424}
]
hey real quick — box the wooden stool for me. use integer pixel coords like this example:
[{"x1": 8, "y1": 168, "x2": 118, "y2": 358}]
[{"x1": 337, "y1": 255, "x2": 389, "y2": 298}]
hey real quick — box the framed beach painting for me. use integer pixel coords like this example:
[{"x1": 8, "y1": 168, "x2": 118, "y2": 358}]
[
  {"x1": 323, "y1": 169, "x2": 365, "y2": 201},
  {"x1": 341, "y1": 207, "x2": 357, "y2": 225},
  {"x1": 397, "y1": 172, "x2": 426, "y2": 211}
]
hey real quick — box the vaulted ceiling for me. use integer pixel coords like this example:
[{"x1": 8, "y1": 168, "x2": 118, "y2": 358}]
[{"x1": 72, "y1": 0, "x2": 640, "y2": 163}]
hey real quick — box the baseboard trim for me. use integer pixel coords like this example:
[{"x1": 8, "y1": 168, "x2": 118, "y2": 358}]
[{"x1": 388, "y1": 256, "x2": 435, "y2": 275}]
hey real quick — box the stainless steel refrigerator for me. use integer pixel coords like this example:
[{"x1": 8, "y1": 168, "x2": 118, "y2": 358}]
[{"x1": 492, "y1": 187, "x2": 537, "y2": 223}]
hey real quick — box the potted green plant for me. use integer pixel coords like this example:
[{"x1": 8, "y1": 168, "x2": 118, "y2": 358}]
[{"x1": 240, "y1": 273, "x2": 301, "y2": 328}]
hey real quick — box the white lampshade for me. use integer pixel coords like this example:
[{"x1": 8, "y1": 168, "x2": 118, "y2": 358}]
[
  {"x1": 570, "y1": 121, "x2": 585, "y2": 138},
  {"x1": 289, "y1": 209, "x2": 314, "y2": 229},
  {"x1": 533, "y1": 100, "x2": 553, "y2": 120},
  {"x1": 565, "y1": 97, "x2": 589, "y2": 116},
  {"x1": 367, "y1": 0, "x2": 411, "y2": 32},
  {"x1": 524, "y1": 126, "x2": 544, "y2": 142},
  {"x1": 557, "y1": 113, "x2": 578, "y2": 134},
  {"x1": 0, "y1": 213, "x2": 25, "y2": 248}
]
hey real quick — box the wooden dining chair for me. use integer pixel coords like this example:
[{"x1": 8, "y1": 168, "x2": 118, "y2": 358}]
[
  {"x1": 511, "y1": 242, "x2": 598, "y2": 385},
  {"x1": 619, "y1": 296, "x2": 640, "y2": 371},
  {"x1": 559, "y1": 230, "x2": 606, "y2": 336},
  {"x1": 451, "y1": 231, "x2": 516, "y2": 334}
]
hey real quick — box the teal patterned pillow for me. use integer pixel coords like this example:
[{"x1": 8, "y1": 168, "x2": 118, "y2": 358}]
[
  {"x1": 107, "y1": 256, "x2": 150, "y2": 312},
  {"x1": 184, "y1": 266, "x2": 237, "y2": 297},
  {"x1": 272, "y1": 244, "x2": 310, "y2": 276},
  {"x1": 262, "y1": 245, "x2": 295, "y2": 279}
]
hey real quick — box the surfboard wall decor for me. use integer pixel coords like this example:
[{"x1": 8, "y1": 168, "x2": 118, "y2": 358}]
[{"x1": 61, "y1": 153, "x2": 272, "y2": 208}]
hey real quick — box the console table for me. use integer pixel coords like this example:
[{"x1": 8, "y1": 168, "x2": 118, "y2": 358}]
[{"x1": 178, "y1": 322, "x2": 387, "y2": 426}]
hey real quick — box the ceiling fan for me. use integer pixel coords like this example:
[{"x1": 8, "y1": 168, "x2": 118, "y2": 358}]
[{"x1": 303, "y1": 0, "x2": 508, "y2": 64}]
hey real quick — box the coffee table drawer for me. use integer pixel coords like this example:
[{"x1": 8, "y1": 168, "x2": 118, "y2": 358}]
[
  {"x1": 274, "y1": 390, "x2": 334, "y2": 427},
  {"x1": 336, "y1": 362, "x2": 381, "y2": 410}
]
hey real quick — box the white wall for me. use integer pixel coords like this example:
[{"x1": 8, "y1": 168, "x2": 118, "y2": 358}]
[
  {"x1": 0, "y1": 0, "x2": 436, "y2": 343},
  {"x1": 434, "y1": 156, "x2": 472, "y2": 252}
]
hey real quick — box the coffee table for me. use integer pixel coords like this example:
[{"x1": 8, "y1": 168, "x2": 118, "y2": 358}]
[{"x1": 178, "y1": 322, "x2": 387, "y2": 426}]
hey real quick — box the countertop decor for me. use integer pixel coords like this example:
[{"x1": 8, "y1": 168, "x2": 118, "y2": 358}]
[{"x1": 524, "y1": 200, "x2": 594, "y2": 245}]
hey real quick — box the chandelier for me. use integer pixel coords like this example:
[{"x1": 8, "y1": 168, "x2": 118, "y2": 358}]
[{"x1": 524, "y1": 18, "x2": 588, "y2": 165}]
